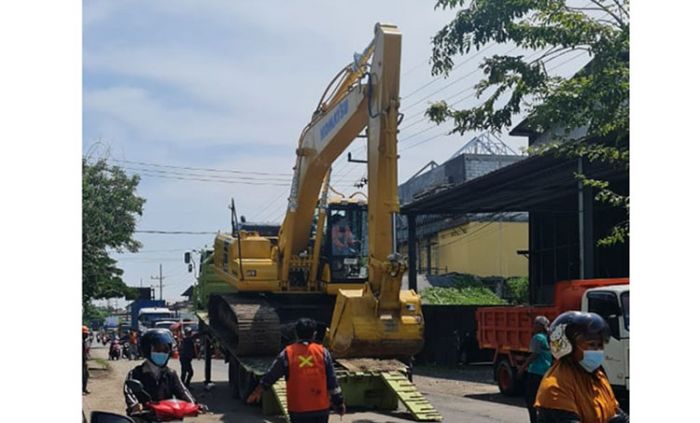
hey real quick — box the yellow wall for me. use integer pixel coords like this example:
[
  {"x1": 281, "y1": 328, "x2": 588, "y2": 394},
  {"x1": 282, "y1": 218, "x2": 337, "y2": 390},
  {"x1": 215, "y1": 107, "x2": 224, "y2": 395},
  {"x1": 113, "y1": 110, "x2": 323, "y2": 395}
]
[{"x1": 433, "y1": 220, "x2": 528, "y2": 278}]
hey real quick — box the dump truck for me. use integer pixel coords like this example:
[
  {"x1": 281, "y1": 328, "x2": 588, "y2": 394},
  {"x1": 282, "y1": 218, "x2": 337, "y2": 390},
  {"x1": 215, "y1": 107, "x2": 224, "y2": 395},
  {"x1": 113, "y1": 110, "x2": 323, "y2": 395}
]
[
  {"x1": 189, "y1": 23, "x2": 441, "y2": 422},
  {"x1": 476, "y1": 278, "x2": 629, "y2": 401}
]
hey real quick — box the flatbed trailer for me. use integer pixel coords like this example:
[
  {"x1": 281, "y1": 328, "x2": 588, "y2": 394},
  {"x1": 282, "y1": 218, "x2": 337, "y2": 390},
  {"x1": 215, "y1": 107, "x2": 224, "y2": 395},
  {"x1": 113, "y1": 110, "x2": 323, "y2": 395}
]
[{"x1": 196, "y1": 311, "x2": 442, "y2": 422}]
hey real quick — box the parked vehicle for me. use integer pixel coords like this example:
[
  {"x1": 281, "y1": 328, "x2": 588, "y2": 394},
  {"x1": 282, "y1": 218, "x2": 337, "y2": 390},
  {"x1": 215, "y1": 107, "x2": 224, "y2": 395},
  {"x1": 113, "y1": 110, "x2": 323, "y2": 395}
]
[{"x1": 476, "y1": 278, "x2": 629, "y2": 401}]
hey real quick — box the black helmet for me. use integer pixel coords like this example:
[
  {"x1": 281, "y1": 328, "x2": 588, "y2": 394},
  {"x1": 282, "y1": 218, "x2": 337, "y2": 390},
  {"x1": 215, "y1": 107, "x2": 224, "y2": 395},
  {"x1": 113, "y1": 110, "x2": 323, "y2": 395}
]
[
  {"x1": 549, "y1": 311, "x2": 610, "y2": 359},
  {"x1": 140, "y1": 328, "x2": 174, "y2": 357}
]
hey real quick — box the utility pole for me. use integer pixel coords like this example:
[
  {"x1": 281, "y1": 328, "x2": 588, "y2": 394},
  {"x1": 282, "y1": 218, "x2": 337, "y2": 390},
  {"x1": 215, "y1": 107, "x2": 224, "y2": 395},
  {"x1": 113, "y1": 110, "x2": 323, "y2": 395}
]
[{"x1": 150, "y1": 264, "x2": 166, "y2": 301}]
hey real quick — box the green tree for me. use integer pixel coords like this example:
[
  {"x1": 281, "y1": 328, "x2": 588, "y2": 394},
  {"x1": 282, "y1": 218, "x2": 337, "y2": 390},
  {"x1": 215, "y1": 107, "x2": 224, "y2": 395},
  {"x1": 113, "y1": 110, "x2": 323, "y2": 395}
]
[
  {"x1": 83, "y1": 158, "x2": 145, "y2": 318},
  {"x1": 427, "y1": 0, "x2": 629, "y2": 245}
]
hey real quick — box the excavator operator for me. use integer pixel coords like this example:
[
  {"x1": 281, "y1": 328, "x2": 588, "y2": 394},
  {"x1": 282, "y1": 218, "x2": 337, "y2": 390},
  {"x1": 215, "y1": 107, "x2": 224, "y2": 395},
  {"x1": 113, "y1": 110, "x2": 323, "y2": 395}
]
[{"x1": 331, "y1": 215, "x2": 355, "y2": 256}]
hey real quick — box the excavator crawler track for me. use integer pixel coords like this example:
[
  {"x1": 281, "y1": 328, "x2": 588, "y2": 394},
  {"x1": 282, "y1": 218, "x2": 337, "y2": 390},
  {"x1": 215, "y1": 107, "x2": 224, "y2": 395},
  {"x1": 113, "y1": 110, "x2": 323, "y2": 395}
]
[{"x1": 208, "y1": 294, "x2": 281, "y2": 356}]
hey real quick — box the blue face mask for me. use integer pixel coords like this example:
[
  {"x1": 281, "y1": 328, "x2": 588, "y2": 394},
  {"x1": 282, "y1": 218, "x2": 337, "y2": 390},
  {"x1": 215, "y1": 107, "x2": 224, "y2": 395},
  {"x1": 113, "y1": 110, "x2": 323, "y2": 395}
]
[
  {"x1": 150, "y1": 352, "x2": 170, "y2": 367},
  {"x1": 579, "y1": 349, "x2": 605, "y2": 373}
]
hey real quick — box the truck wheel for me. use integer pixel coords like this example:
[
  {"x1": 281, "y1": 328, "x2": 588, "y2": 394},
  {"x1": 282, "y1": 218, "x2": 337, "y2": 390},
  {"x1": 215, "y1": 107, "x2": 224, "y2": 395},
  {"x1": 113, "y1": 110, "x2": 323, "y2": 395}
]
[
  {"x1": 228, "y1": 360, "x2": 240, "y2": 399},
  {"x1": 495, "y1": 359, "x2": 518, "y2": 396}
]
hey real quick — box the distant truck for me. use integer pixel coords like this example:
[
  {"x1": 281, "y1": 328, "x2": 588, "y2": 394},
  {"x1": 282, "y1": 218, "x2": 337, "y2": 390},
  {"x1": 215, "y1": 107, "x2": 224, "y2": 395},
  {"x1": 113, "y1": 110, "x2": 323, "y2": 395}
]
[
  {"x1": 476, "y1": 278, "x2": 629, "y2": 400},
  {"x1": 127, "y1": 299, "x2": 166, "y2": 331},
  {"x1": 137, "y1": 307, "x2": 175, "y2": 333}
]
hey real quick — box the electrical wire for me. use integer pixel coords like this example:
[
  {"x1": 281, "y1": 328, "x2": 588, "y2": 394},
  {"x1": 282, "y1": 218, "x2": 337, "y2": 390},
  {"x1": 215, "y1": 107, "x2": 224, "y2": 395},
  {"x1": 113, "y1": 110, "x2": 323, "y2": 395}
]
[
  {"x1": 398, "y1": 49, "x2": 591, "y2": 152},
  {"x1": 124, "y1": 170, "x2": 290, "y2": 186},
  {"x1": 108, "y1": 158, "x2": 292, "y2": 177},
  {"x1": 135, "y1": 230, "x2": 218, "y2": 235},
  {"x1": 119, "y1": 165, "x2": 292, "y2": 183},
  {"x1": 401, "y1": 42, "x2": 499, "y2": 100},
  {"x1": 402, "y1": 45, "x2": 520, "y2": 113}
]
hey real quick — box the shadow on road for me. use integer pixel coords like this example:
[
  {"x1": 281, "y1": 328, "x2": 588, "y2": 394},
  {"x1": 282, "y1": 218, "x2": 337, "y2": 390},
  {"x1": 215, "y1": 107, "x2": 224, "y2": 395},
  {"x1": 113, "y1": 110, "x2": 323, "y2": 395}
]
[
  {"x1": 186, "y1": 379, "x2": 286, "y2": 423},
  {"x1": 413, "y1": 364, "x2": 494, "y2": 384},
  {"x1": 462, "y1": 392, "x2": 526, "y2": 408}
]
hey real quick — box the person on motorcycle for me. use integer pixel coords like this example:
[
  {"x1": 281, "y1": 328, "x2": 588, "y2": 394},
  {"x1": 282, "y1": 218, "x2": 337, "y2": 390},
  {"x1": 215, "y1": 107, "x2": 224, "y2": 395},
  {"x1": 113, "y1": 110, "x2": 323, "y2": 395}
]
[
  {"x1": 110, "y1": 338, "x2": 122, "y2": 360},
  {"x1": 123, "y1": 328, "x2": 198, "y2": 416},
  {"x1": 535, "y1": 311, "x2": 628, "y2": 423}
]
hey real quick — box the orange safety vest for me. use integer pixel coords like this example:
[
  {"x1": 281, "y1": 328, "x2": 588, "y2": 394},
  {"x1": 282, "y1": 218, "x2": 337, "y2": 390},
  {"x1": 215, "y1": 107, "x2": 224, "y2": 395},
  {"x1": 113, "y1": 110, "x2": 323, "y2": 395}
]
[{"x1": 284, "y1": 342, "x2": 330, "y2": 413}]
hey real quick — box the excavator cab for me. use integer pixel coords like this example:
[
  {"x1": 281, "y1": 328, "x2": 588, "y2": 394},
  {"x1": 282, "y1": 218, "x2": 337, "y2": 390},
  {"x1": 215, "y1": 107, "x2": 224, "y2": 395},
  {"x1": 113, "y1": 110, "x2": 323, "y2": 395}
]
[{"x1": 323, "y1": 202, "x2": 368, "y2": 283}]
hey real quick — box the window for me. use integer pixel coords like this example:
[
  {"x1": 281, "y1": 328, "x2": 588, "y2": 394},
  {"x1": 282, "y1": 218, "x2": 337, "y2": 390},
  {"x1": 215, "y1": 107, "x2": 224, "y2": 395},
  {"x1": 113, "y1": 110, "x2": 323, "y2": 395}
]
[{"x1": 587, "y1": 291, "x2": 622, "y2": 339}]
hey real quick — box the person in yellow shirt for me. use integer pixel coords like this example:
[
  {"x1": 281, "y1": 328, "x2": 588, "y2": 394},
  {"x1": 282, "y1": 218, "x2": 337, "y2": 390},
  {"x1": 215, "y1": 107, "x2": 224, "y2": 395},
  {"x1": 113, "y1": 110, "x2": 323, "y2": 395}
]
[{"x1": 535, "y1": 311, "x2": 628, "y2": 423}]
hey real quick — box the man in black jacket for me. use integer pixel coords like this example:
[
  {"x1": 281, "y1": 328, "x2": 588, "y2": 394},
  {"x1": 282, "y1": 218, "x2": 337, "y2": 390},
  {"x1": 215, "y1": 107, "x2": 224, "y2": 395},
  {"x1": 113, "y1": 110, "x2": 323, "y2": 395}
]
[
  {"x1": 178, "y1": 327, "x2": 197, "y2": 387},
  {"x1": 123, "y1": 329, "x2": 199, "y2": 415}
]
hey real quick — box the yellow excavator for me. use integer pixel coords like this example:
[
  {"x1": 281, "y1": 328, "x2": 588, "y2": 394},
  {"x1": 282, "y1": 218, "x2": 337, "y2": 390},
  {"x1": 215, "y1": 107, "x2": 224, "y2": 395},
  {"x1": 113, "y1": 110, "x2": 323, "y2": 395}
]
[{"x1": 209, "y1": 22, "x2": 424, "y2": 361}]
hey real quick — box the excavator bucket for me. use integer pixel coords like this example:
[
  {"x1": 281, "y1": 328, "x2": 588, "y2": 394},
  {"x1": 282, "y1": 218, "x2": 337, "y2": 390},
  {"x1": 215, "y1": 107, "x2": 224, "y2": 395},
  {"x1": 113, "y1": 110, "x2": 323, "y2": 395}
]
[{"x1": 327, "y1": 286, "x2": 424, "y2": 358}]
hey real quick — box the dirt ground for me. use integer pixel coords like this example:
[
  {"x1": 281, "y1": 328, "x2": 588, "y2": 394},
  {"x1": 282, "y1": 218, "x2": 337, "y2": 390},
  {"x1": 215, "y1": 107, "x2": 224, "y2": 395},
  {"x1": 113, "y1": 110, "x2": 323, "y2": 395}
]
[
  {"x1": 82, "y1": 341, "x2": 527, "y2": 422},
  {"x1": 83, "y1": 343, "x2": 285, "y2": 423}
]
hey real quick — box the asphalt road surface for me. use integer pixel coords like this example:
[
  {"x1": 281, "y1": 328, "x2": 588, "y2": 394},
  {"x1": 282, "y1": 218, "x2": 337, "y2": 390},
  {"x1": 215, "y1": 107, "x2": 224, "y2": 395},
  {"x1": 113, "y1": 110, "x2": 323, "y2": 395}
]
[{"x1": 83, "y1": 341, "x2": 528, "y2": 422}]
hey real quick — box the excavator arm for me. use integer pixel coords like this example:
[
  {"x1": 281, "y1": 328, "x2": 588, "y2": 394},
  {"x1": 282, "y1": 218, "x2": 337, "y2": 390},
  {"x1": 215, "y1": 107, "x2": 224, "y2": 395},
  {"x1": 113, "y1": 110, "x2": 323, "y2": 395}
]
[
  {"x1": 277, "y1": 23, "x2": 401, "y2": 292},
  {"x1": 276, "y1": 23, "x2": 423, "y2": 359}
]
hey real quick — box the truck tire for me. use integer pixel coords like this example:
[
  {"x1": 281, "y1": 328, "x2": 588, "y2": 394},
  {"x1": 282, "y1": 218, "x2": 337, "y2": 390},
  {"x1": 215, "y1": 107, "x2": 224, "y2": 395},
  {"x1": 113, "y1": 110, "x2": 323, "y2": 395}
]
[{"x1": 495, "y1": 358, "x2": 518, "y2": 396}]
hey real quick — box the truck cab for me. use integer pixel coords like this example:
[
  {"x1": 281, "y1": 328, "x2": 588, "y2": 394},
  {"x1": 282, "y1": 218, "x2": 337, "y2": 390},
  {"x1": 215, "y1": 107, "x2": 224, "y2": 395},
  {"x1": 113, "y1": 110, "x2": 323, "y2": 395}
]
[
  {"x1": 581, "y1": 284, "x2": 630, "y2": 392},
  {"x1": 137, "y1": 307, "x2": 175, "y2": 333}
]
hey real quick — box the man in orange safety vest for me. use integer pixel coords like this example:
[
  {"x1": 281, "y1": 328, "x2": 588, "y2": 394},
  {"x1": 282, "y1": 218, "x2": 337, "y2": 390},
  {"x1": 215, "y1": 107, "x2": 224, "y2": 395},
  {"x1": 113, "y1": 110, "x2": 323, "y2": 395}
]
[{"x1": 247, "y1": 318, "x2": 345, "y2": 423}]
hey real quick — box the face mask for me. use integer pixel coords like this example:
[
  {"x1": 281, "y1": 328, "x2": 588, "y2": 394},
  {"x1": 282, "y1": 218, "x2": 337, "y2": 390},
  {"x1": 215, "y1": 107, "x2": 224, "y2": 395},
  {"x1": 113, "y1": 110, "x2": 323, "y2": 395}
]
[
  {"x1": 150, "y1": 352, "x2": 169, "y2": 367},
  {"x1": 578, "y1": 349, "x2": 605, "y2": 373}
]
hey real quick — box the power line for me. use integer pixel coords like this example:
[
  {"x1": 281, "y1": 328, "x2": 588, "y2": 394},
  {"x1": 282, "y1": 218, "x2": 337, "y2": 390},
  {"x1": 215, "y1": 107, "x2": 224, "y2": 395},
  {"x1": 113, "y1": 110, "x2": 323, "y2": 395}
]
[
  {"x1": 399, "y1": 47, "x2": 539, "y2": 132},
  {"x1": 120, "y1": 165, "x2": 292, "y2": 183},
  {"x1": 398, "y1": 49, "x2": 590, "y2": 152},
  {"x1": 116, "y1": 248, "x2": 189, "y2": 254},
  {"x1": 108, "y1": 160, "x2": 357, "y2": 186},
  {"x1": 400, "y1": 131, "x2": 450, "y2": 152},
  {"x1": 108, "y1": 158, "x2": 292, "y2": 177},
  {"x1": 135, "y1": 230, "x2": 218, "y2": 235},
  {"x1": 125, "y1": 171, "x2": 289, "y2": 186},
  {"x1": 402, "y1": 42, "x2": 499, "y2": 100},
  {"x1": 402, "y1": 44, "x2": 519, "y2": 113}
]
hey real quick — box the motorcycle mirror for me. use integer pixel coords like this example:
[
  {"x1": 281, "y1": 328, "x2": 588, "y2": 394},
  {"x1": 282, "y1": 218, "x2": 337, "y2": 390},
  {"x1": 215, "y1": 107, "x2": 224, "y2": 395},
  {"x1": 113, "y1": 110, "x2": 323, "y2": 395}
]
[{"x1": 90, "y1": 411, "x2": 136, "y2": 423}]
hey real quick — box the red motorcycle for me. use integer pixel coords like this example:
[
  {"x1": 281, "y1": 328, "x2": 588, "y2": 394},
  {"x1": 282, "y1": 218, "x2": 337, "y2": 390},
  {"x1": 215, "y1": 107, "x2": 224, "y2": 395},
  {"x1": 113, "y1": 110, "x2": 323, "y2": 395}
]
[{"x1": 123, "y1": 379, "x2": 206, "y2": 422}]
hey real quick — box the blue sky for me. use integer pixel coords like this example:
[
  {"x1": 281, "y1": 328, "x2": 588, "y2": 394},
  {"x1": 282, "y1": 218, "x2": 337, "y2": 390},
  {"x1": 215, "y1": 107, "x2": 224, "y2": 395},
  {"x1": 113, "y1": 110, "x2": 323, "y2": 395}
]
[{"x1": 83, "y1": 0, "x2": 590, "y2": 305}]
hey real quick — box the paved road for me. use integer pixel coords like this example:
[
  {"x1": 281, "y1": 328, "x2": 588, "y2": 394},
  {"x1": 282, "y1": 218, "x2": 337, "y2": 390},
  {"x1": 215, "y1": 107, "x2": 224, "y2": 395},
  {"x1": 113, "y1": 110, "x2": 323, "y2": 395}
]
[{"x1": 83, "y1": 341, "x2": 528, "y2": 422}]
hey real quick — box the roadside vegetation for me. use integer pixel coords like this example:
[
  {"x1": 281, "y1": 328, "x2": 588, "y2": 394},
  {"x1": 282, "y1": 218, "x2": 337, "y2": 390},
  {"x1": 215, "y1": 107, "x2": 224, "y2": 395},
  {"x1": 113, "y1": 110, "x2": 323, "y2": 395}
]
[{"x1": 420, "y1": 273, "x2": 529, "y2": 305}]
